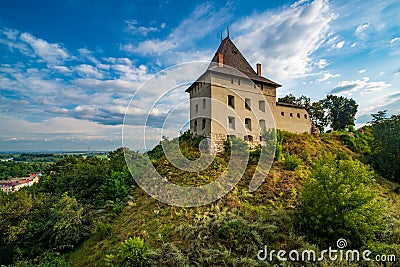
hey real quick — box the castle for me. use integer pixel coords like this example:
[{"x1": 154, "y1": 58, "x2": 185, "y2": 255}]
[{"x1": 186, "y1": 36, "x2": 311, "y2": 151}]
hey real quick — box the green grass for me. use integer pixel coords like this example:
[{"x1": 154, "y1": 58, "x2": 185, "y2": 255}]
[{"x1": 67, "y1": 131, "x2": 400, "y2": 266}]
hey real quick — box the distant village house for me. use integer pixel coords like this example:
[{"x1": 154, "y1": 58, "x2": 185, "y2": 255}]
[{"x1": 0, "y1": 172, "x2": 41, "y2": 194}]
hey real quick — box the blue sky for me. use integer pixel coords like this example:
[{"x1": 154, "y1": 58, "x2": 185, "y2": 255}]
[{"x1": 0, "y1": 0, "x2": 399, "y2": 151}]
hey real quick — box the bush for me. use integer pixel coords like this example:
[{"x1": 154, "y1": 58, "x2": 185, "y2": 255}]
[
  {"x1": 9, "y1": 251, "x2": 70, "y2": 267},
  {"x1": 295, "y1": 154, "x2": 385, "y2": 247},
  {"x1": 338, "y1": 129, "x2": 371, "y2": 154},
  {"x1": 94, "y1": 222, "x2": 112, "y2": 239},
  {"x1": 274, "y1": 130, "x2": 284, "y2": 160},
  {"x1": 105, "y1": 237, "x2": 149, "y2": 267},
  {"x1": 282, "y1": 153, "x2": 302, "y2": 170}
]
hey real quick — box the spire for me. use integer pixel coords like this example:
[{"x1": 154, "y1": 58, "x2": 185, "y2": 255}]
[
  {"x1": 227, "y1": 25, "x2": 230, "y2": 38},
  {"x1": 220, "y1": 31, "x2": 222, "y2": 41}
]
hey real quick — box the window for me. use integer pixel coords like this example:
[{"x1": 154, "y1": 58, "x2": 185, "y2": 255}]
[
  {"x1": 290, "y1": 113, "x2": 293, "y2": 118},
  {"x1": 297, "y1": 113, "x2": 300, "y2": 118},
  {"x1": 245, "y1": 98, "x2": 251, "y2": 110},
  {"x1": 304, "y1": 114, "x2": 308, "y2": 119},
  {"x1": 203, "y1": 99, "x2": 206, "y2": 109},
  {"x1": 245, "y1": 118, "x2": 252, "y2": 130},
  {"x1": 193, "y1": 120, "x2": 198, "y2": 132},
  {"x1": 244, "y1": 135, "x2": 253, "y2": 142},
  {"x1": 238, "y1": 78, "x2": 241, "y2": 85},
  {"x1": 259, "y1": 119, "x2": 266, "y2": 130},
  {"x1": 281, "y1": 111, "x2": 285, "y2": 116},
  {"x1": 231, "y1": 77, "x2": 234, "y2": 84},
  {"x1": 261, "y1": 84, "x2": 264, "y2": 90},
  {"x1": 202, "y1": 118, "x2": 206, "y2": 130},
  {"x1": 228, "y1": 116, "x2": 235, "y2": 130},
  {"x1": 195, "y1": 104, "x2": 198, "y2": 114},
  {"x1": 259, "y1": 100, "x2": 265, "y2": 112},
  {"x1": 228, "y1": 95, "x2": 235, "y2": 108}
]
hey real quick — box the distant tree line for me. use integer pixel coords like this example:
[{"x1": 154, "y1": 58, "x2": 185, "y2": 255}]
[{"x1": 0, "y1": 161, "x2": 50, "y2": 180}]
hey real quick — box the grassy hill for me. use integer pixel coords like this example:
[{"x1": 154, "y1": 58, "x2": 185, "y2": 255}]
[{"x1": 66, "y1": 131, "x2": 400, "y2": 266}]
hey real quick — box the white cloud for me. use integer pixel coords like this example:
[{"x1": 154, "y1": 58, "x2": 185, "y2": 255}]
[
  {"x1": 125, "y1": 20, "x2": 159, "y2": 36},
  {"x1": 74, "y1": 64, "x2": 104, "y2": 79},
  {"x1": 2, "y1": 28, "x2": 19, "y2": 40},
  {"x1": 0, "y1": 27, "x2": 155, "y2": 127},
  {"x1": 314, "y1": 59, "x2": 330, "y2": 68},
  {"x1": 332, "y1": 40, "x2": 345, "y2": 49},
  {"x1": 390, "y1": 37, "x2": 400, "y2": 44},
  {"x1": 121, "y1": 3, "x2": 232, "y2": 59},
  {"x1": 317, "y1": 72, "x2": 341, "y2": 82},
  {"x1": 330, "y1": 77, "x2": 391, "y2": 95},
  {"x1": 355, "y1": 22, "x2": 370, "y2": 33},
  {"x1": 20, "y1": 32, "x2": 70, "y2": 64},
  {"x1": 78, "y1": 48, "x2": 110, "y2": 70},
  {"x1": 121, "y1": 39, "x2": 176, "y2": 55},
  {"x1": 232, "y1": 0, "x2": 337, "y2": 80},
  {"x1": 53, "y1": 65, "x2": 71, "y2": 73},
  {"x1": 358, "y1": 69, "x2": 366, "y2": 73}
]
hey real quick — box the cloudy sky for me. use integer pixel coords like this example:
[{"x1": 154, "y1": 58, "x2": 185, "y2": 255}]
[{"x1": 0, "y1": 0, "x2": 399, "y2": 151}]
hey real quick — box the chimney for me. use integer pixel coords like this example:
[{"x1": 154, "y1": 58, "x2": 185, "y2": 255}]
[
  {"x1": 217, "y1": 52, "x2": 224, "y2": 67},
  {"x1": 256, "y1": 63, "x2": 262, "y2": 76}
]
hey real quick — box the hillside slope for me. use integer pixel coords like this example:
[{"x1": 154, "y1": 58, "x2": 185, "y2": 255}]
[{"x1": 67, "y1": 131, "x2": 400, "y2": 266}]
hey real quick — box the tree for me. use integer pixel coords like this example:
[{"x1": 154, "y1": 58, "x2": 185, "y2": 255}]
[
  {"x1": 44, "y1": 193, "x2": 92, "y2": 250},
  {"x1": 295, "y1": 154, "x2": 385, "y2": 247},
  {"x1": 278, "y1": 94, "x2": 297, "y2": 104},
  {"x1": 368, "y1": 113, "x2": 400, "y2": 183},
  {"x1": 308, "y1": 101, "x2": 328, "y2": 132},
  {"x1": 322, "y1": 95, "x2": 358, "y2": 130},
  {"x1": 371, "y1": 110, "x2": 387, "y2": 123}
]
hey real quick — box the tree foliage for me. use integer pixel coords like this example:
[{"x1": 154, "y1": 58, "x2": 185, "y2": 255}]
[
  {"x1": 0, "y1": 161, "x2": 49, "y2": 180},
  {"x1": 295, "y1": 154, "x2": 385, "y2": 247},
  {"x1": 321, "y1": 94, "x2": 358, "y2": 130},
  {"x1": 368, "y1": 112, "x2": 400, "y2": 183},
  {"x1": 105, "y1": 237, "x2": 149, "y2": 267},
  {"x1": 0, "y1": 148, "x2": 143, "y2": 266},
  {"x1": 44, "y1": 193, "x2": 92, "y2": 250}
]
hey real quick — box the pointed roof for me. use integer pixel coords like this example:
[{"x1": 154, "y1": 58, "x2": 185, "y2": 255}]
[{"x1": 210, "y1": 37, "x2": 281, "y2": 87}]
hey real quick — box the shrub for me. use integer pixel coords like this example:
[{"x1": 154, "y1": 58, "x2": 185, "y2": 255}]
[
  {"x1": 274, "y1": 130, "x2": 284, "y2": 160},
  {"x1": 10, "y1": 251, "x2": 70, "y2": 267},
  {"x1": 295, "y1": 154, "x2": 385, "y2": 247},
  {"x1": 282, "y1": 153, "x2": 302, "y2": 170},
  {"x1": 105, "y1": 237, "x2": 149, "y2": 267},
  {"x1": 94, "y1": 222, "x2": 112, "y2": 239}
]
